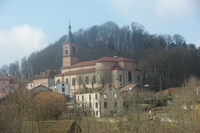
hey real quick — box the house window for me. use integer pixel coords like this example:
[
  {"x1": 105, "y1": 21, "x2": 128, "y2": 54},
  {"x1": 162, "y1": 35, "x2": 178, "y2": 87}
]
[
  {"x1": 89, "y1": 95, "x2": 91, "y2": 101},
  {"x1": 95, "y1": 94, "x2": 98, "y2": 100},
  {"x1": 128, "y1": 71, "x2": 132, "y2": 82},
  {"x1": 45, "y1": 82, "x2": 47, "y2": 86},
  {"x1": 89, "y1": 103, "x2": 92, "y2": 108},
  {"x1": 96, "y1": 102, "x2": 98, "y2": 108},
  {"x1": 72, "y1": 78, "x2": 75, "y2": 86},
  {"x1": 62, "y1": 83, "x2": 64, "y2": 86},
  {"x1": 82, "y1": 95, "x2": 84, "y2": 100},
  {"x1": 35, "y1": 84, "x2": 37, "y2": 87},
  {"x1": 42, "y1": 83, "x2": 44, "y2": 85},
  {"x1": 115, "y1": 102, "x2": 117, "y2": 108},
  {"x1": 62, "y1": 87, "x2": 65, "y2": 92},
  {"x1": 119, "y1": 75, "x2": 122, "y2": 82},
  {"x1": 30, "y1": 84, "x2": 32, "y2": 87},
  {"x1": 96, "y1": 111, "x2": 98, "y2": 116},
  {"x1": 104, "y1": 94, "x2": 107, "y2": 100},
  {"x1": 66, "y1": 78, "x2": 68, "y2": 84},
  {"x1": 114, "y1": 93, "x2": 118, "y2": 99},
  {"x1": 65, "y1": 46, "x2": 68, "y2": 54},
  {"x1": 82, "y1": 103, "x2": 84, "y2": 108},
  {"x1": 73, "y1": 46, "x2": 76, "y2": 54},
  {"x1": 57, "y1": 79, "x2": 60, "y2": 83},
  {"x1": 104, "y1": 102, "x2": 107, "y2": 108},
  {"x1": 93, "y1": 75, "x2": 96, "y2": 84},
  {"x1": 2, "y1": 81, "x2": 5, "y2": 84},
  {"x1": 137, "y1": 75, "x2": 140, "y2": 83},
  {"x1": 78, "y1": 96, "x2": 79, "y2": 101},
  {"x1": 85, "y1": 76, "x2": 89, "y2": 84},
  {"x1": 2, "y1": 87, "x2": 5, "y2": 90}
]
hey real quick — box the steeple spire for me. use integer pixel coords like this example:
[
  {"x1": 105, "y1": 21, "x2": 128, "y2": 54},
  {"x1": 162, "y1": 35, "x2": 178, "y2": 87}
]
[{"x1": 63, "y1": 20, "x2": 76, "y2": 43}]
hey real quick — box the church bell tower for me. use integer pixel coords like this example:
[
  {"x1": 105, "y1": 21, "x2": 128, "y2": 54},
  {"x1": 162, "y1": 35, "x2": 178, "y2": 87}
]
[{"x1": 62, "y1": 23, "x2": 79, "y2": 67}]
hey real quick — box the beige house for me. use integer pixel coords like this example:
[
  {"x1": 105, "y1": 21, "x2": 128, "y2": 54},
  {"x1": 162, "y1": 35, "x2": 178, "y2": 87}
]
[
  {"x1": 33, "y1": 69, "x2": 58, "y2": 88},
  {"x1": 76, "y1": 84, "x2": 123, "y2": 117},
  {"x1": 55, "y1": 24, "x2": 142, "y2": 95}
]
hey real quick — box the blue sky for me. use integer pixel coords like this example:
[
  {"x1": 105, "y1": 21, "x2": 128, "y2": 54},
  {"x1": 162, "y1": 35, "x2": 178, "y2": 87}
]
[{"x1": 0, "y1": 0, "x2": 199, "y2": 66}]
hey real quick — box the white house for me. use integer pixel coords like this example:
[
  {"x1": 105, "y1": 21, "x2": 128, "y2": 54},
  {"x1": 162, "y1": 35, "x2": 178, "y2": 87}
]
[
  {"x1": 75, "y1": 84, "x2": 123, "y2": 117},
  {"x1": 50, "y1": 82, "x2": 70, "y2": 96}
]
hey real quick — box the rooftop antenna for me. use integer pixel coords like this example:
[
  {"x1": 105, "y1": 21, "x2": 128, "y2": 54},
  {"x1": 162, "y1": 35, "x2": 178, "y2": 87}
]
[{"x1": 69, "y1": 16, "x2": 70, "y2": 25}]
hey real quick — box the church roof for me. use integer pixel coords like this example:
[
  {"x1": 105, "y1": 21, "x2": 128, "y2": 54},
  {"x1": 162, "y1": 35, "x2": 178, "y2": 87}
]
[
  {"x1": 63, "y1": 24, "x2": 76, "y2": 43},
  {"x1": 61, "y1": 57, "x2": 136, "y2": 70},
  {"x1": 55, "y1": 68, "x2": 96, "y2": 77},
  {"x1": 61, "y1": 60, "x2": 96, "y2": 69},
  {"x1": 96, "y1": 57, "x2": 135, "y2": 62}
]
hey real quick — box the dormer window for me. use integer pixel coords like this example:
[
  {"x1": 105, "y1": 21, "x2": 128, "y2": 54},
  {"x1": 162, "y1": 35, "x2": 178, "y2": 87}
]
[{"x1": 65, "y1": 46, "x2": 68, "y2": 54}]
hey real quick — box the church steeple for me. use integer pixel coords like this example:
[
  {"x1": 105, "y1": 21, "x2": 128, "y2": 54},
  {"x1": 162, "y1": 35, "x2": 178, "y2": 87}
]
[
  {"x1": 63, "y1": 22, "x2": 76, "y2": 43},
  {"x1": 62, "y1": 22, "x2": 79, "y2": 67}
]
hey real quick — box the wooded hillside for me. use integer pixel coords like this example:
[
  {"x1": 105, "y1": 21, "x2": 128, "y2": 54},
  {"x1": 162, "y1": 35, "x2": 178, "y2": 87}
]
[{"x1": 0, "y1": 21, "x2": 199, "y2": 91}]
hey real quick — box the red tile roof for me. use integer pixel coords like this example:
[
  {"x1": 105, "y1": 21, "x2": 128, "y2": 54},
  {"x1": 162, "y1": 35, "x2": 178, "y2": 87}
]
[
  {"x1": 34, "y1": 69, "x2": 58, "y2": 79},
  {"x1": 117, "y1": 57, "x2": 136, "y2": 62},
  {"x1": 61, "y1": 57, "x2": 135, "y2": 70},
  {"x1": 55, "y1": 68, "x2": 96, "y2": 76},
  {"x1": 111, "y1": 65, "x2": 123, "y2": 70},
  {"x1": 155, "y1": 86, "x2": 200, "y2": 95},
  {"x1": 0, "y1": 75, "x2": 9, "y2": 80},
  {"x1": 61, "y1": 60, "x2": 96, "y2": 69},
  {"x1": 96, "y1": 57, "x2": 135, "y2": 62},
  {"x1": 119, "y1": 84, "x2": 139, "y2": 91}
]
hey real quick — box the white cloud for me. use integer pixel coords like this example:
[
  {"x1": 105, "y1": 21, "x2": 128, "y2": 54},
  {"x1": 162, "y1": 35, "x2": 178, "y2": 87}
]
[{"x1": 0, "y1": 24, "x2": 49, "y2": 66}]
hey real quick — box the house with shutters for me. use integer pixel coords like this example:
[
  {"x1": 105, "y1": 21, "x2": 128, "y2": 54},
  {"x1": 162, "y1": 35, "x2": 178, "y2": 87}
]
[
  {"x1": 75, "y1": 84, "x2": 123, "y2": 117},
  {"x1": 55, "y1": 23, "x2": 142, "y2": 96}
]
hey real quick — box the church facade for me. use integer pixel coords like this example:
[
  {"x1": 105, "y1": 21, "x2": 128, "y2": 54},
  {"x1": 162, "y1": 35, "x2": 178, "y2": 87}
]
[{"x1": 55, "y1": 24, "x2": 142, "y2": 96}]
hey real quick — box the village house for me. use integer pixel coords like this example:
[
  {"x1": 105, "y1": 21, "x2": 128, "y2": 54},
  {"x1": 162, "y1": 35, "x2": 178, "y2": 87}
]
[
  {"x1": 55, "y1": 24, "x2": 142, "y2": 96},
  {"x1": 0, "y1": 75, "x2": 10, "y2": 99},
  {"x1": 33, "y1": 69, "x2": 59, "y2": 88},
  {"x1": 75, "y1": 84, "x2": 123, "y2": 117},
  {"x1": 50, "y1": 82, "x2": 70, "y2": 96}
]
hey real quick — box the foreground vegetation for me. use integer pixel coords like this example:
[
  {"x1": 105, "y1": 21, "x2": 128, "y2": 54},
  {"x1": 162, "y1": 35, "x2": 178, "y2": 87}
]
[{"x1": 1, "y1": 76, "x2": 200, "y2": 132}]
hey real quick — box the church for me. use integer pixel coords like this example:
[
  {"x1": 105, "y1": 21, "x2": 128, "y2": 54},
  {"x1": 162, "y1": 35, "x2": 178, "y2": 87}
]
[{"x1": 55, "y1": 24, "x2": 142, "y2": 96}]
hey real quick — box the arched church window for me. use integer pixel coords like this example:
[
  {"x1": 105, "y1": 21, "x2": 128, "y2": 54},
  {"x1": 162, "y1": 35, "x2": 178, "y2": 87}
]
[
  {"x1": 86, "y1": 76, "x2": 89, "y2": 84},
  {"x1": 128, "y1": 71, "x2": 132, "y2": 82},
  {"x1": 72, "y1": 46, "x2": 75, "y2": 54},
  {"x1": 93, "y1": 75, "x2": 96, "y2": 84},
  {"x1": 72, "y1": 78, "x2": 75, "y2": 86},
  {"x1": 65, "y1": 46, "x2": 68, "y2": 54}
]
